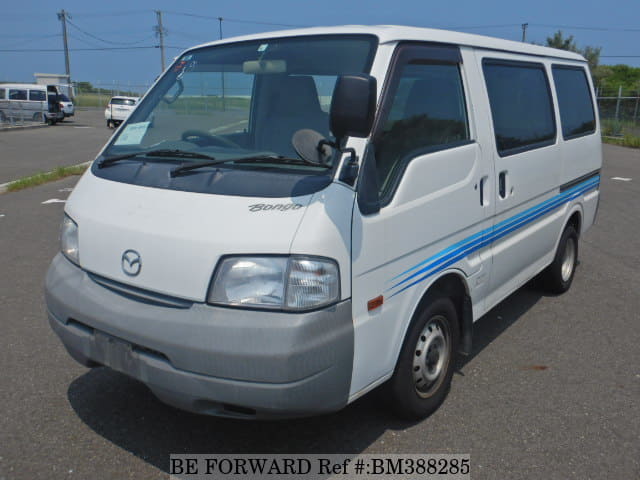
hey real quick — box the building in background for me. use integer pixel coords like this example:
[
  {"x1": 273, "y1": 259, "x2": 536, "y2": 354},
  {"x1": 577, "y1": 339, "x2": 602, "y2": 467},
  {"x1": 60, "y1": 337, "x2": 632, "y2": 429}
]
[{"x1": 34, "y1": 73, "x2": 73, "y2": 97}]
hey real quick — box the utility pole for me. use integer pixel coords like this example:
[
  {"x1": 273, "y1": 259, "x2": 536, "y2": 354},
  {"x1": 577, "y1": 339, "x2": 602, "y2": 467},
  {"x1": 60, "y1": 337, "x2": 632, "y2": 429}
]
[
  {"x1": 154, "y1": 10, "x2": 166, "y2": 72},
  {"x1": 521, "y1": 23, "x2": 528, "y2": 42},
  {"x1": 218, "y1": 17, "x2": 225, "y2": 111},
  {"x1": 57, "y1": 10, "x2": 71, "y2": 94}
]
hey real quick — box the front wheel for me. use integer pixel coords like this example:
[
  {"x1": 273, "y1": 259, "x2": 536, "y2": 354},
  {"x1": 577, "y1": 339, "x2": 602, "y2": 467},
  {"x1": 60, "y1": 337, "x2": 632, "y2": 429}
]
[
  {"x1": 541, "y1": 224, "x2": 579, "y2": 294},
  {"x1": 385, "y1": 295, "x2": 459, "y2": 420}
]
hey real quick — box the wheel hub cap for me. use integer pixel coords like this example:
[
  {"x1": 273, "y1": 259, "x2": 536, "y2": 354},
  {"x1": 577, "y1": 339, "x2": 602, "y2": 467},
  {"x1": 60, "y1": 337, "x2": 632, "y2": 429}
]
[
  {"x1": 413, "y1": 318, "x2": 449, "y2": 396},
  {"x1": 561, "y1": 238, "x2": 576, "y2": 282}
]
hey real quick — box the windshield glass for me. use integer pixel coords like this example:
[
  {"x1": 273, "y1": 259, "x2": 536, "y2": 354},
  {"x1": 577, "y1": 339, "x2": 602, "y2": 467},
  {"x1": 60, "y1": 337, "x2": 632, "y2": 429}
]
[
  {"x1": 102, "y1": 35, "x2": 376, "y2": 168},
  {"x1": 60, "y1": 94, "x2": 71, "y2": 102}
]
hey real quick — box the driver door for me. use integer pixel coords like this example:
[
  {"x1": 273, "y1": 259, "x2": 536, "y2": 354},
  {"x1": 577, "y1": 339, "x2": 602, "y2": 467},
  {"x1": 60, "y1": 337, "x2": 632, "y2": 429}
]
[{"x1": 349, "y1": 43, "x2": 494, "y2": 396}]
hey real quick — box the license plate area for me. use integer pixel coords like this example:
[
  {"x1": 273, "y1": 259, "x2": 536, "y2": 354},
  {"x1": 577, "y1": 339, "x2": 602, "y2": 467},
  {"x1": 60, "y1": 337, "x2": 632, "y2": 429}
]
[{"x1": 94, "y1": 331, "x2": 134, "y2": 374}]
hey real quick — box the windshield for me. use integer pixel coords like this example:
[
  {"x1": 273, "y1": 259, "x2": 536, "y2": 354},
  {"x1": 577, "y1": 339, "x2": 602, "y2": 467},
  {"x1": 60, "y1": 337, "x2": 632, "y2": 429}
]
[
  {"x1": 60, "y1": 94, "x2": 71, "y2": 102},
  {"x1": 102, "y1": 35, "x2": 376, "y2": 170}
]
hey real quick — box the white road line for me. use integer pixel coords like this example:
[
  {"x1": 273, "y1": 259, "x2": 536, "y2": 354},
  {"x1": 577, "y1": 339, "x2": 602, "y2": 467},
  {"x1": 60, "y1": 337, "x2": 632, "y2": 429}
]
[
  {"x1": 58, "y1": 188, "x2": 74, "y2": 192},
  {"x1": 0, "y1": 214, "x2": 5, "y2": 218},
  {"x1": 42, "y1": 199, "x2": 66, "y2": 204},
  {"x1": 73, "y1": 126, "x2": 92, "y2": 129},
  {"x1": 611, "y1": 177, "x2": 632, "y2": 182},
  {"x1": 209, "y1": 120, "x2": 248, "y2": 134}
]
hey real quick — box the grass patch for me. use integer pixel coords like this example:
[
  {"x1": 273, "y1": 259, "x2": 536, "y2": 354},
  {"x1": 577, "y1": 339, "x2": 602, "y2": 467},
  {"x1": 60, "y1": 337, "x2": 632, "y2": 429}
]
[
  {"x1": 5, "y1": 164, "x2": 88, "y2": 193},
  {"x1": 602, "y1": 134, "x2": 640, "y2": 149}
]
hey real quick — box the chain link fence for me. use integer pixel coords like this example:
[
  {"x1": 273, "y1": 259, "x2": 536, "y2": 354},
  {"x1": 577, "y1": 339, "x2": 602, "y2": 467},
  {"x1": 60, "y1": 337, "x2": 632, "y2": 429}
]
[
  {"x1": 73, "y1": 81, "x2": 151, "y2": 109},
  {"x1": 0, "y1": 102, "x2": 50, "y2": 127},
  {"x1": 596, "y1": 86, "x2": 640, "y2": 138}
]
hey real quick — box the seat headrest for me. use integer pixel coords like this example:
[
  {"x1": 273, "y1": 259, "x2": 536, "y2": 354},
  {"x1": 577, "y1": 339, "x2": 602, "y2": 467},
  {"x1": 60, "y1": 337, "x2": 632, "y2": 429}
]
[{"x1": 270, "y1": 76, "x2": 322, "y2": 115}]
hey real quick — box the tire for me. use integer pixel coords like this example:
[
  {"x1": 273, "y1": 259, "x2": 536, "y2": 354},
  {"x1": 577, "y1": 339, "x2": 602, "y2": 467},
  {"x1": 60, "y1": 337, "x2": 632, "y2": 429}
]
[
  {"x1": 107, "y1": 119, "x2": 113, "y2": 128},
  {"x1": 385, "y1": 295, "x2": 460, "y2": 420},
  {"x1": 541, "y1": 224, "x2": 579, "y2": 294}
]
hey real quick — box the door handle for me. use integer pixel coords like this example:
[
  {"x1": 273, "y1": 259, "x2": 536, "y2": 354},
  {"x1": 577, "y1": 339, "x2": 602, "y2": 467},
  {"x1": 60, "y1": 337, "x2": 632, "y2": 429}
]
[
  {"x1": 498, "y1": 171, "x2": 507, "y2": 199},
  {"x1": 479, "y1": 175, "x2": 488, "y2": 206}
]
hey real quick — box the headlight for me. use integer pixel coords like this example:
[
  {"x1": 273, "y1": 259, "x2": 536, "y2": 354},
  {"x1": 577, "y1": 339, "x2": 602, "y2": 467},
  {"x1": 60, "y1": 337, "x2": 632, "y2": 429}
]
[
  {"x1": 208, "y1": 256, "x2": 340, "y2": 311},
  {"x1": 60, "y1": 214, "x2": 79, "y2": 265}
]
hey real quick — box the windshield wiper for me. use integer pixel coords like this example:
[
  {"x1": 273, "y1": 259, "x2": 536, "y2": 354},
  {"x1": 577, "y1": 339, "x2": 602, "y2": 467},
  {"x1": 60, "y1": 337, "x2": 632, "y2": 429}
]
[
  {"x1": 170, "y1": 155, "x2": 331, "y2": 177},
  {"x1": 98, "y1": 149, "x2": 216, "y2": 168}
]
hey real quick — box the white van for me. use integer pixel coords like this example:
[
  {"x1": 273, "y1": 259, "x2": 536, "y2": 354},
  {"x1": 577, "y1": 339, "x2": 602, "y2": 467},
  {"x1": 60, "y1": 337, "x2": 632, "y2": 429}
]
[
  {"x1": 45, "y1": 26, "x2": 601, "y2": 420},
  {"x1": 0, "y1": 83, "x2": 64, "y2": 124}
]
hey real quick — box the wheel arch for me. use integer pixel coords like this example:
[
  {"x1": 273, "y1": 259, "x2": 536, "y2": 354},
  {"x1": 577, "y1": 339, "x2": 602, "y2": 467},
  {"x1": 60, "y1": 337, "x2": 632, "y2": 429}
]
[
  {"x1": 398, "y1": 270, "x2": 473, "y2": 363},
  {"x1": 552, "y1": 205, "x2": 583, "y2": 255}
]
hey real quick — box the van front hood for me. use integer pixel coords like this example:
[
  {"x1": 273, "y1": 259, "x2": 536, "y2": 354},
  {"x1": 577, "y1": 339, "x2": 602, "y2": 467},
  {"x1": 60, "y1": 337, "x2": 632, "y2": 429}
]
[{"x1": 66, "y1": 171, "x2": 312, "y2": 302}]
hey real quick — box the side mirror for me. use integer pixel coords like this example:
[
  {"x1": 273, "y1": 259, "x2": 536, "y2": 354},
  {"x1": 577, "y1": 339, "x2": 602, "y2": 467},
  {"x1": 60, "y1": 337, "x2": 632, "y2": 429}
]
[{"x1": 330, "y1": 74, "x2": 376, "y2": 145}]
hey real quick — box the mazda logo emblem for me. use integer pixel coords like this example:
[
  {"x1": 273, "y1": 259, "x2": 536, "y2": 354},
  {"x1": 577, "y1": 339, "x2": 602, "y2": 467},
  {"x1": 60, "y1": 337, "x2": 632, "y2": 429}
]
[{"x1": 121, "y1": 249, "x2": 142, "y2": 276}]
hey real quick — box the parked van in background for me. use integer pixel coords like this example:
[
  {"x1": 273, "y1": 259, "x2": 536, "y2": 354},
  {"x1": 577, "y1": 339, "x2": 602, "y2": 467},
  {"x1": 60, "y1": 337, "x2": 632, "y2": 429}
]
[
  {"x1": 0, "y1": 83, "x2": 64, "y2": 124},
  {"x1": 45, "y1": 26, "x2": 601, "y2": 420},
  {"x1": 105, "y1": 96, "x2": 138, "y2": 128},
  {"x1": 58, "y1": 93, "x2": 75, "y2": 118}
]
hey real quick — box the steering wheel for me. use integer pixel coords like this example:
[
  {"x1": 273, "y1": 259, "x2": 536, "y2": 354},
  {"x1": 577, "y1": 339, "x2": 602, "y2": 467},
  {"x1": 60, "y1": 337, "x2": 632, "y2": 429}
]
[{"x1": 181, "y1": 129, "x2": 241, "y2": 149}]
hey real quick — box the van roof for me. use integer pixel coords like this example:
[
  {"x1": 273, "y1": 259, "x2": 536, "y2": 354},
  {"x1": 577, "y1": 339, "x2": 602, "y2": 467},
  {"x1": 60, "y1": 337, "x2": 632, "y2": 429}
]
[
  {"x1": 186, "y1": 25, "x2": 586, "y2": 63},
  {"x1": 0, "y1": 83, "x2": 47, "y2": 90}
]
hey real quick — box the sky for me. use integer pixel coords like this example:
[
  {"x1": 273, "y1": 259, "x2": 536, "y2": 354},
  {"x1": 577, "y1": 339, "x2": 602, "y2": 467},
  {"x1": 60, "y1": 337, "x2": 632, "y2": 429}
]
[{"x1": 1, "y1": 0, "x2": 638, "y2": 90}]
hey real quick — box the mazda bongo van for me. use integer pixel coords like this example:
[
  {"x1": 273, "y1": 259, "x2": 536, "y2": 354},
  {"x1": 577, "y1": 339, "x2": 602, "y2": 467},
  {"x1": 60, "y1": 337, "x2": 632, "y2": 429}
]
[{"x1": 45, "y1": 26, "x2": 601, "y2": 419}]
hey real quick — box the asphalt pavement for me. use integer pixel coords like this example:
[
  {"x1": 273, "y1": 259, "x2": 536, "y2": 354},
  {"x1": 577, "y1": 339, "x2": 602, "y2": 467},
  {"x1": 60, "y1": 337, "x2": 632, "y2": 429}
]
[
  {"x1": 0, "y1": 144, "x2": 638, "y2": 480},
  {"x1": 0, "y1": 110, "x2": 111, "y2": 184}
]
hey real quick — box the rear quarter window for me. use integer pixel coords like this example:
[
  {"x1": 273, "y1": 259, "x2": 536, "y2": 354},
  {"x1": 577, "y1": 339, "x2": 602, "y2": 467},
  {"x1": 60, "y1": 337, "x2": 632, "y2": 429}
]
[
  {"x1": 29, "y1": 90, "x2": 46, "y2": 101},
  {"x1": 483, "y1": 60, "x2": 556, "y2": 156},
  {"x1": 9, "y1": 89, "x2": 27, "y2": 100},
  {"x1": 552, "y1": 66, "x2": 596, "y2": 139}
]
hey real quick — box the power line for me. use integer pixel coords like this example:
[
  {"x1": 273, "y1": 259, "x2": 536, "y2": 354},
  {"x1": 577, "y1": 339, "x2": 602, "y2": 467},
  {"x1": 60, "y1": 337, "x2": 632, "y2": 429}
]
[
  {"x1": 68, "y1": 10, "x2": 152, "y2": 18},
  {"x1": 0, "y1": 46, "x2": 158, "y2": 52},
  {"x1": 163, "y1": 11, "x2": 307, "y2": 28},
  {"x1": 530, "y1": 23, "x2": 640, "y2": 32},
  {"x1": 67, "y1": 18, "x2": 154, "y2": 46}
]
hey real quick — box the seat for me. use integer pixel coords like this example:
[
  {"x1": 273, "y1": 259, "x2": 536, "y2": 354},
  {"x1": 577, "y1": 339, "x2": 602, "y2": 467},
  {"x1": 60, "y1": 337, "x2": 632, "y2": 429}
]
[{"x1": 255, "y1": 75, "x2": 329, "y2": 158}]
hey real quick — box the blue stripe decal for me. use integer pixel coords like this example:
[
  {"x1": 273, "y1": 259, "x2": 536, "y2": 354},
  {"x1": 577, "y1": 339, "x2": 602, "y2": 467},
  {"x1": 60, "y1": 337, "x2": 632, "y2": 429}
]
[{"x1": 387, "y1": 176, "x2": 599, "y2": 297}]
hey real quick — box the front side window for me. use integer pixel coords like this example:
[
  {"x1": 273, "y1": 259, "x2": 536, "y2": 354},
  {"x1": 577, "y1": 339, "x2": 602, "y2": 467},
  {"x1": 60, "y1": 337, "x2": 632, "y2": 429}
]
[
  {"x1": 552, "y1": 66, "x2": 596, "y2": 139},
  {"x1": 483, "y1": 60, "x2": 556, "y2": 156},
  {"x1": 9, "y1": 89, "x2": 27, "y2": 100},
  {"x1": 95, "y1": 35, "x2": 377, "y2": 197},
  {"x1": 374, "y1": 62, "x2": 469, "y2": 199},
  {"x1": 29, "y1": 90, "x2": 46, "y2": 101},
  {"x1": 0, "y1": 88, "x2": 5, "y2": 99}
]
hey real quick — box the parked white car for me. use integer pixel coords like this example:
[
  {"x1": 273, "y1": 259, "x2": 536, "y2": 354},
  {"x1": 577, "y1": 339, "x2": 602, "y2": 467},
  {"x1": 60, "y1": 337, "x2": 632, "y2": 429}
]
[
  {"x1": 104, "y1": 96, "x2": 138, "y2": 128},
  {"x1": 58, "y1": 93, "x2": 75, "y2": 118}
]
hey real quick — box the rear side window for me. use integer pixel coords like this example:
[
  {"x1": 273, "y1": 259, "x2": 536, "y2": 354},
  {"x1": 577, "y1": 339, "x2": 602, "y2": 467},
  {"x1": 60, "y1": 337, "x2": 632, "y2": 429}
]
[
  {"x1": 9, "y1": 89, "x2": 27, "y2": 100},
  {"x1": 374, "y1": 62, "x2": 470, "y2": 199},
  {"x1": 29, "y1": 90, "x2": 46, "y2": 101},
  {"x1": 0, "y1": 88, "x2": 5, "y2": 99},
  {"x1": 552, "y1": 66, "x2": 596, "y2": 139},
  {"x1": 483, "y1": 60, "x2": 556, "y2": 156}
]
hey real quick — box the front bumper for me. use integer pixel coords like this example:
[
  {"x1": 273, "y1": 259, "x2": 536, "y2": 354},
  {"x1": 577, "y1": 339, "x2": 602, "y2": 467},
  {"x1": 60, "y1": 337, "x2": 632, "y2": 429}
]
[{"x1": 45, "y1": 254, "x2": 353, "y2": 419}]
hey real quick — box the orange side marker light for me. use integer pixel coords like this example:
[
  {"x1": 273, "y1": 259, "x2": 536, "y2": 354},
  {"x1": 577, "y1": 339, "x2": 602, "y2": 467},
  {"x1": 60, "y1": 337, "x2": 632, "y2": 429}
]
[{"x1": 367, "y1": 295, "x2": 384, "y2": 311}]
